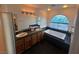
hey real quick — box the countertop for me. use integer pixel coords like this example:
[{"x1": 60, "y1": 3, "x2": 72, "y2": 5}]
[{"x1": 16, "y1": 28, "x2": 45, "y2": 40}]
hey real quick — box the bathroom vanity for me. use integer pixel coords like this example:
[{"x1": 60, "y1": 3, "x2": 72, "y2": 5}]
[{"x1": 15, "y1": 29, "x2": 44, "y2": 54}]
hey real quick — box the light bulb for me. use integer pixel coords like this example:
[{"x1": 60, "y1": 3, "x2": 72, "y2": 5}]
[
  {"x1": 48, "y1": 8, "x2": 51, "y2": 11},
  {"x1": 63, "y1": 5, "x2": 68, "y2": 8}
]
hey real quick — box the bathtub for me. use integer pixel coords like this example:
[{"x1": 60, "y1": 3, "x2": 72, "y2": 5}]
[{"x1": 44, "y1": 29, "x2": 66, "y2": 40}]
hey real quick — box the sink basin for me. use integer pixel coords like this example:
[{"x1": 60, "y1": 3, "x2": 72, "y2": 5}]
[
  {"x1": 16, "y1": 32, "x2": 28, "y2": 38},
  {"x1": 35, "y1": 28, "x2": 41, "y2": 31}
]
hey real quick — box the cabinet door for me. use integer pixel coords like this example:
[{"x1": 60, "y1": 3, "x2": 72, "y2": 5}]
[
  {"x1": 16, "y1": 38, "x2": 25, "y2": 54},
  {"x1": 31, "y1": 34, "x2": 37, "y2": 45},
  {"x1": 41, "y1": 32, "x2": 44, "y2": 40},
  {"x1": 37, "y1": 32, "x2": 42, "y2": 42},
  {"x1": 37, "y1": 31, "x2": 44, "y2": 42},
  {"x1": 25, "y1": 36, "x2": 32, "y2": 50}
]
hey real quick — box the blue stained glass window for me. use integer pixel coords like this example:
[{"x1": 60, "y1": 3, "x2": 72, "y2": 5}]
[{"x1": 50, "y1": 15, "x2": 69, "y2": 31}]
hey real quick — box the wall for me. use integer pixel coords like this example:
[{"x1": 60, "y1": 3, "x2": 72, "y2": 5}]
[
  {"x1": 47, "y1": 7, "x2": 77, "y2": 32},
  {"x1": 69, "y1": 7, "x2": 79, "y2": 53},
  {"x1": 0, "y1": 5, "x2": 16, "y2": 53},
  {"x1": 1, "y1": 13, "x2": 16, "y2": 53},
  {"x1": 36, "y1": 10, "x2": 47, "y2": 28},
  {"x1": 0, "y1": 13, "x2": 6, "y2": 53}
]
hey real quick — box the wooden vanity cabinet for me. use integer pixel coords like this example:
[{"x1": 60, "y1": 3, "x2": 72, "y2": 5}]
[
  {"x1": 31, "y1": 33, "x2": 37, "y2": 45},
  {"x1": 16, "y1": 38, "x2": 25, "y2": 54},
  {"x1": 25, "y1": 36, "x2": 32, "y2": 50},
  {"x1": 31, "y1": 31, "x2": 44, "y2": 45},
  {"x1": 41, "y1": 32, "x2": 44, "y2": 40},
  {"x1": 37, "y1": 31, "x2": 44, "y2": 42},
  {"x1": 16, "y1": 31, "x2": 44, "y2": 54},
  {"x1": 37, "y1": 32, "x2": 41, "y2": 42}
]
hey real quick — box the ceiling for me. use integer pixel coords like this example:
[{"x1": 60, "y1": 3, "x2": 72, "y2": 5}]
[
  {"x1": 23, "y1": 4, "x2": 76, "y2": 8},
  {"x1": 6, "y1": 4, "x2": 77, "y2": 13},
  {"x1": 21, "y1": 4, "x2": 77, "y2": 11}
]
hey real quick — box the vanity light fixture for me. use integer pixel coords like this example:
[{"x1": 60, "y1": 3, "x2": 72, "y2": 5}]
[{"x1": 21, "y1": 9, "x2": 36, "y2": 16}]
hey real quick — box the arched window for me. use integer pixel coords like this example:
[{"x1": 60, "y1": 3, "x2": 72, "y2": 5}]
[{"x1": 50, "y1": 15, "x2": 69, "y2": 31}]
